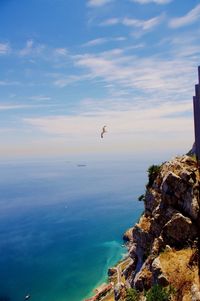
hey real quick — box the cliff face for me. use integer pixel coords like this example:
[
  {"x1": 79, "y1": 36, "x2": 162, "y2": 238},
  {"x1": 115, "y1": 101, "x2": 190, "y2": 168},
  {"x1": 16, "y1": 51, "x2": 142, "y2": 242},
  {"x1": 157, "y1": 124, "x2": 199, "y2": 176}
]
[{"x1": 122, "y1": 155, "x2": 200, "y2": 301}]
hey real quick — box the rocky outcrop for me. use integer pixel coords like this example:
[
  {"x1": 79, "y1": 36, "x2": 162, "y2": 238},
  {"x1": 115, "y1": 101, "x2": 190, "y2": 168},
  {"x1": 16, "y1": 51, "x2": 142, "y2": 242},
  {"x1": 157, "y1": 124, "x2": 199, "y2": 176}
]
[{"x1": 122, "y1": 155, "x2": 200, "y2": 301}]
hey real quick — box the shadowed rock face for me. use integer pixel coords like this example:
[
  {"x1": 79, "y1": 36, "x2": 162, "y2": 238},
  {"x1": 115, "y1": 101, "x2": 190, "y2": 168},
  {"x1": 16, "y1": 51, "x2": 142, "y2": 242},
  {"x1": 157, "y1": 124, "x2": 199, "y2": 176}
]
[
  {"x1": 123, "y1": 155, "x2": 200, "y2": 297},
  {"x1": 162, "y1": 213, "x2": 197, "y2": 245}
]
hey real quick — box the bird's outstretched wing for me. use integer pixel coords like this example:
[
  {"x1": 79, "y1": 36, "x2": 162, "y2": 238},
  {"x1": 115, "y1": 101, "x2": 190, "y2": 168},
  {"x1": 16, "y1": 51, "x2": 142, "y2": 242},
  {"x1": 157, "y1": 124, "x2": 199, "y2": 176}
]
[{"x1": 101, "y1": 125, "x2": 107, "y2": 138}]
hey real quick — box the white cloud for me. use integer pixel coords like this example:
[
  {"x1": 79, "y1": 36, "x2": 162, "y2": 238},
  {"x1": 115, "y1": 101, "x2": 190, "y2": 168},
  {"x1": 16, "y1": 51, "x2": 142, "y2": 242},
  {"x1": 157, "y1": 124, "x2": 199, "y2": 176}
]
[
  {"x1": 1, "y1": 86, "x2": 193, "y2": 157},
  {"x1": 0, "y1": 43, "x2": 10, "y2": 55},
  {"x1": 0, "y1": 103, "x2": 56, "y2": 111},
  {"x1": 22, "y1": 100, "x2": 193, "y2": 157},
  {"x1": 83, "y1": 38, "x2": 108, "y2": 47},
  {"x1": 53, "y1": 75, "x2": 88, "y2": 87},
  {"x1": 29, "y1": 96, "x2": 51, "y2": 101},
  {"x1": 83, "y1": 36, "x2": 126, "y2": 47},
  {"x1": 123, "y1": 15, "x2": 164, "y2": 30},
  {"x1": 115, "y1": 37, "x2": 127, "y2": 41},
  {"x1": 100, "y1": 18, "x2": 120, "y2": 26},
  {"x1": 87, "y1": 0, "x2": 113, "y2": 7},
  {"x1": 19, "y1": 39, "x2": 45, "y2": 56},
  {"x1": 130, "y1": 0, "x2": 172, "y2": 4},
  {"x1": 169, "y1": 4, "x2": 200, "y2": 28},
  {"x1": 24, "y1": 103, "x2": 191, "y2": 135},
  {"x1": 75, "y1": 53, "x2": 177, "y2": 94},
  {"x1": 70, "y1": 33, "x2": 200, "y2": 114},
  {"x1": 0, "y1": 104, "x2": 32, "y2": 111},
  {"x1": 0, "y1": 80, "x2": 20, "y2": 86},
  {"x1": 100, "y1": 14, "x2": 164, "y2": 31},
  {"x1": 19, "y1": 40, "x2": 34, "y2": 56},
  {"x1": 0, "y1": 128, "x2": 18, "y2": 133},
  {"x1": 54, "y1": 48, "x2": 68, "y2": 56}
]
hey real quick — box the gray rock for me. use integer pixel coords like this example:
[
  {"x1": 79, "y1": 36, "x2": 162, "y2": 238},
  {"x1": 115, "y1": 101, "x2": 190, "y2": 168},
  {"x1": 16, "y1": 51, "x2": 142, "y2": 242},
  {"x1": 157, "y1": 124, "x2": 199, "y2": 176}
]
[
  {"x1": 162, "y1": 213, "x2": 197, "y2": 246},
  {"x1": 151, "y1": 257, "x2": 169, "y2": 286}
]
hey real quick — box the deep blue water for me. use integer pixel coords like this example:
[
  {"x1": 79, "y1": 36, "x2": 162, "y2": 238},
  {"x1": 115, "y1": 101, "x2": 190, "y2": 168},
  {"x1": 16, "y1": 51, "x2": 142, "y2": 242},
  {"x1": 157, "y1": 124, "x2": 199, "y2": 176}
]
[{"x1": 0, "y1": 158, "x2": 147, "y2": 301}]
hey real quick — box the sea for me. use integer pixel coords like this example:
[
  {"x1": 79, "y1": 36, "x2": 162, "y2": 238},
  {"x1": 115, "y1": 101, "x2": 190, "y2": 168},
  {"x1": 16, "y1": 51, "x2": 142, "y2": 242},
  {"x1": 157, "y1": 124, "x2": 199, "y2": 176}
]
[{"x1": 0, "y1": 155, "x2": 154, "y2": 301}]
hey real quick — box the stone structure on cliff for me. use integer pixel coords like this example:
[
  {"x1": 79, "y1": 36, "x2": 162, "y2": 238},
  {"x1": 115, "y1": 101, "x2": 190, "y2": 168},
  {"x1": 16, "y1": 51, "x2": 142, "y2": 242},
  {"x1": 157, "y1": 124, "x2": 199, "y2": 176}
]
[
  {"x1": 193, "y1": 66, "x2": 200, "y2": 164},
  {"x1": 120, "y1": 155, "x2": 200, "y2": 301}
]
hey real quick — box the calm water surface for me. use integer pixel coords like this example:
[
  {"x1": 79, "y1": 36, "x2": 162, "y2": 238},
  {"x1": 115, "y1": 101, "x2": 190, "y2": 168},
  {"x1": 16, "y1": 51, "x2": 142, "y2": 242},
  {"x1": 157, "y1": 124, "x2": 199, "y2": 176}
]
[{"x1": 0, "y1": 158, "x2": 147, "y2": 301}]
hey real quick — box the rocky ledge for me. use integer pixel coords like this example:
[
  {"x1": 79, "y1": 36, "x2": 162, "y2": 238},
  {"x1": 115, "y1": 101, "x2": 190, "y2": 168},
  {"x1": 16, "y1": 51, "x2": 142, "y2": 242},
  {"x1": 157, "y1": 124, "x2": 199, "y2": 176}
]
[{"x1": 118, "y1": 155, "x2": 200, "y2": 301}]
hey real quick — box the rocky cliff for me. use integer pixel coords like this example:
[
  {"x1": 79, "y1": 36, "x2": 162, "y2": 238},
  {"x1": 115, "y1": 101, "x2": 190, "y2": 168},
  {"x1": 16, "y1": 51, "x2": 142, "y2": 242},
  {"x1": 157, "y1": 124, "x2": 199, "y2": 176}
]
[{"x1": 120, "y1": 155, "x2": 200, "y2": 301}]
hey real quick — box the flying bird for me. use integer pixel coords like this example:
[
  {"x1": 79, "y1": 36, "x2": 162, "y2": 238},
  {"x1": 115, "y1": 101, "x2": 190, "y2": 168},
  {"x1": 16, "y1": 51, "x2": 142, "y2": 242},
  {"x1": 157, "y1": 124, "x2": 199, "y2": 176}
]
[{"x1": 101, "y1": 125, "x2": 107, "y2": 138}]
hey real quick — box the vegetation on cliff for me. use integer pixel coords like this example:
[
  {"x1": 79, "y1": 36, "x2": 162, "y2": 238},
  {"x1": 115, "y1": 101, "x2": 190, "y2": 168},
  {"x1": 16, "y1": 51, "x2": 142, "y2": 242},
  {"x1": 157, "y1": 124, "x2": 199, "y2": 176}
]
[{"x1": 119, "y1": 155, "x2": 200, "y2": 301}]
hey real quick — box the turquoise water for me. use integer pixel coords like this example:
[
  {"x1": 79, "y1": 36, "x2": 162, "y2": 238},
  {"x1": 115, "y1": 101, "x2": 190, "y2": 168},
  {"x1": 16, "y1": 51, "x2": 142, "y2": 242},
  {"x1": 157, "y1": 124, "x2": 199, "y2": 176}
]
[{"x1": 0, "y1": 158, "x2": 147, "y2": 301}]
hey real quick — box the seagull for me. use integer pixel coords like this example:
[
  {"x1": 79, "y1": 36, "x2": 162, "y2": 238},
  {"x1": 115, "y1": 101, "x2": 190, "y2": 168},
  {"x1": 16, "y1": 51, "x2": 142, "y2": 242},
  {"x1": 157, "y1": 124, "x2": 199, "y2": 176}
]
[{"x1": 101, "y1": 125, "x2": 107, "y2": 138}]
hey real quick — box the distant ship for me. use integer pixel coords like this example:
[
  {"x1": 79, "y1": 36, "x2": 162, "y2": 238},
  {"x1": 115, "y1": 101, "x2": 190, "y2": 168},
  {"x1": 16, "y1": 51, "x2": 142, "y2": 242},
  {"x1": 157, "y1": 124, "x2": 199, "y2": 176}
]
[
  {"x1": 77, "y1": 164, "x2": 87, "y2": 167},
  {"x1": 24, "y1": 294, "x2": 31, "y2": 300}
]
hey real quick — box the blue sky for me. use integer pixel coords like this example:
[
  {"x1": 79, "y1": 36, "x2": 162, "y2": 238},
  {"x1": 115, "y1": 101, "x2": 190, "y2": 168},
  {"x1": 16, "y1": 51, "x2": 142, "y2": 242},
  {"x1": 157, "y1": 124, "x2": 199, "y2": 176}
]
[{"x1": 0, "y1": 0, "x2": 200, "y2": 159}]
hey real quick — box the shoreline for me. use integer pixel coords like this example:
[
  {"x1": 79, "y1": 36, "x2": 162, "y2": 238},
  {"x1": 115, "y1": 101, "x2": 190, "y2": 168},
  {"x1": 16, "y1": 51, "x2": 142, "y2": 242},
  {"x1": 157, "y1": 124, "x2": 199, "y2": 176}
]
[
  {"x1": 82, "y1": 242, "x2": 127, "y2": 301},
  {"x1": 83, "y1": 250, "x2": 131, "y2": 301}
]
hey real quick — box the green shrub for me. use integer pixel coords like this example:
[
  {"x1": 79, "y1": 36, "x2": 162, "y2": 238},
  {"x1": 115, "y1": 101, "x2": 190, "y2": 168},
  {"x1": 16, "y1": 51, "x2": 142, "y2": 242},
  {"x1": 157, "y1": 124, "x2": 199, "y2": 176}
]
[
  {"x1": 146, "y1": 285, "x2": 171, "y2": 301},
  {"x1": 147, "y1": 164, "x2": 161, "y2": 187},
  {"x1": 126, "y1": 288, "x2": 139, "y2": 301},
  {"x1": 138, "y1": 194, "x2": 145, "y2": 202}
]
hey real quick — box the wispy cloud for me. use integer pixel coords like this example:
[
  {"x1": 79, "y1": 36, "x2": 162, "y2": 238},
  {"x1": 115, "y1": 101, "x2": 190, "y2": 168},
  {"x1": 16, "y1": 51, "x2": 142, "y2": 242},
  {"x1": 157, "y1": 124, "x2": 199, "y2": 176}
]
[
  {"x1": 53, "y1": 74, "x2": 91, "y2": 87},
  {"x1": 0, "y1": 104, "x2": 33, "y2": 111},
  {"x1": 22, "y1": 101, "x2": 193, "y2": 157},
  {"x1": 19, "y1": 39, "x2": 45, "y2": 56},
  {"x1": 83, "y1": 38, "x2": 108, "y2": 47},
  {"x1": 0, "y1": 103, "x2": 56, "y2": 111},
  {"x1": 54, "y1": 48, "x2": 68, "y2": 56},
  {"x1": 0, "y1": 128, "x2": 19, "y2": 133},
  {"x1": 169, "y1": 35, "x2": 200, "y2": 59},
  {"x1": 87, "y1": 0, "x2": 114, "y2": 7},
  {"x1": 29, "y1": 95, "x2": 51, "y2": 101},
  {"x1": 23, "y1": 102, "x2": 192, "y2": 137},
  {"x1": 83, "y1": 36, "x2": 126, "y2": 47},
  {"x1": 169, "y1": 4, "x2": 200, "y2": 28},
  {"x1": 0, "y1": 43, "x2": 10, "y2": 55},
  {"x1": 130, "y1": 0, "x2": 172, "y2": 4},
  {"x1": 123, "y1": 15, "x2": 164, "y2": 30},
  {"x1": 19, "y1": 40, "x2": 34, "y2": 56},
  {"x1": 73, "y1": 38, "x2": 198, "y2": 104},
  {"x1": 100, "y1": 18, "x2": 119, "y2": 26},
  {"x1": 100, "y1": 14, "x2": 164, "y2": 31},
  {"x1": 0, "y1": 80, "x2": 20, "y2": 86}
]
